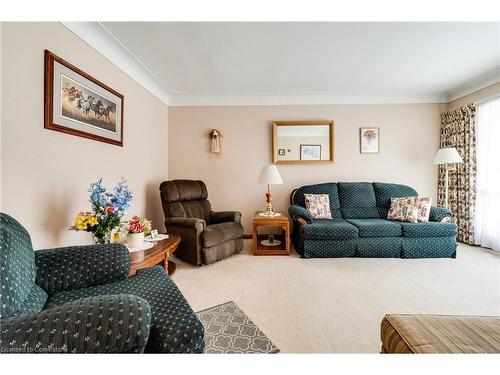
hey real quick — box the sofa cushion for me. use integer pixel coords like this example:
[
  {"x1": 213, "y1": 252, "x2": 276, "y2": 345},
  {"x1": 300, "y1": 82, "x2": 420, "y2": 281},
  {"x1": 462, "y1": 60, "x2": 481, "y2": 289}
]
[
  {"x1": 302, "y1": 219, "x2": 359, "y2": 240},
  {"x1": 381, "y1": 314, "x2": 500, "y2": 353},
  {"x1": 0, "y1": 213, "x2": 40, "y2": 319},
  {"x1": 202, "y1": 222, "x2": 243, "y2": 248},
  {"x1": 373, "y1": 182, "x2": 418, "y2": 218},
  {"x1": 291, "y1": 183, "x2": 342, "y2": 219},
  {"x1": 44, "y1": 266, "x2": 205, "y2": 353},
  {"x1": 338, "y1": 182, "x2": 380, "y2": 219},
  {"x1": 1, "y1": 293, "x2": 151, "y2": 354},
  {"x1": 346, "y1": 219, "x2": 402, "y2": 238},
  {"x1": 400, "y1": 222, "x2": 458, "y2": 238}
]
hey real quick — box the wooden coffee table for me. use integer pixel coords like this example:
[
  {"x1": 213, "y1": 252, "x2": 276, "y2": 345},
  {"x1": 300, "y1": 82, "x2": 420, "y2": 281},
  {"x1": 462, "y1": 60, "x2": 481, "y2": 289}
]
[{"x1": 128, "y1": 234, "x2": 181, "y2": 277}]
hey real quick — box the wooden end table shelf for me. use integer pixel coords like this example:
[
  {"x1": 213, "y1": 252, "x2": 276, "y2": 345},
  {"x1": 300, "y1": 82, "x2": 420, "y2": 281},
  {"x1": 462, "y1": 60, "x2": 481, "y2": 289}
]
[
  {"x1": 128, "y1": 234, "x2": 180, "y2": 277},
  {"x1": 252, "y1": 212, "x2": 291, "y2": 255}
]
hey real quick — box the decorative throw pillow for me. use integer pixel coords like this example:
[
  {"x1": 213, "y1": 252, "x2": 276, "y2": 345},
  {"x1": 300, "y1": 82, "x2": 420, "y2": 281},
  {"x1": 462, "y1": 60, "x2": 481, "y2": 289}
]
[
  {"x1": 387, "y1": 197, "x2": 419, "y2": 223},
  {"x1": 304, "y1": 194, "x2": 332, "y2": 219},
  {"x1": 415, "y1": 196, "x2": 431, "y2": 222}
]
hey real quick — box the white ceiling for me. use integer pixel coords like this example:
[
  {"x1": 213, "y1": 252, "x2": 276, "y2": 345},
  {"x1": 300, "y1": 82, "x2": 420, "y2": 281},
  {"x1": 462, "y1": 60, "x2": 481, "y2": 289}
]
[{"x1": 71, "y1": 22, "x2": 500, "y2": 105}]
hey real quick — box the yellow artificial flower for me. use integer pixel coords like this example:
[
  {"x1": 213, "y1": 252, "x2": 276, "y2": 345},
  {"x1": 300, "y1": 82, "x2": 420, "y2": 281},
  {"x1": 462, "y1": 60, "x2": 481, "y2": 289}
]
[
  {"x1": 87, "y1": 216, "x2": 98, "y2": 226},
  {"x1": 74, "y1": 214, "x2": 98, "y2": 231},
  {"x1": 76, "y1": 223, "x2": 87, "y2": 230}
]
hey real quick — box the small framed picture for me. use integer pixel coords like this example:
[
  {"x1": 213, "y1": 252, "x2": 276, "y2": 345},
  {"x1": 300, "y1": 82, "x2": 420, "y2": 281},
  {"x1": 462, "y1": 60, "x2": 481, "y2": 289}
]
[
  {"x1": 300, "y1": 144, "x2": 321, "y2": 160},
  {"x1": 278, "y1": 149, "x2": 285, "y2": 156},
  {"x1": 360, "y1": 127, "x2": 379, "y2": 154},
  {"x1": 150, "y1": 229, "x2": 159, "y2": 240}
]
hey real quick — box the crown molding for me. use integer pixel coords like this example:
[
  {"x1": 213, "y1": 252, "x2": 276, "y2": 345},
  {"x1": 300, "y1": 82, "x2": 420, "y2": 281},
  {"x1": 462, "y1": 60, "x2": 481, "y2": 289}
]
[
  {"x1": 63, "y1": 22, "x2": 498, "y2": 107},
  {"x1": 59, "y1": 22, "x2": 446, "y2": 107},
  {"x1": 168, "y1": 92, "x2": 447, "y2": 106},
  {"x1": 61, "y1": 22, "x2": 173, "y2": 105},
  {"x1": 445, "y1": 66, "x2": 500, "y2": 103}
]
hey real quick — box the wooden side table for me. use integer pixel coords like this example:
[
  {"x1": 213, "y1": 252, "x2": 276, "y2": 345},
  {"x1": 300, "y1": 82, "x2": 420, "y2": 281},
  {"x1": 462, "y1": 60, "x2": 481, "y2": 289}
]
[
  {"x1": 128, "y1": 234, "x2": 180, "y2": 277},
  {"x1": 252, "y1": 212, "x2": 291, "y2": 255}
]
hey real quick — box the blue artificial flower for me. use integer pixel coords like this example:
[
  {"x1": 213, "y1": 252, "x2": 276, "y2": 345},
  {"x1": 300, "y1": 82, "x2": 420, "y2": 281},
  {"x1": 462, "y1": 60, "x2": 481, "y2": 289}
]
[
  {"x1": 88, "y1": 178, "x2": 108, "y2": 212},
  {"x1": 110, "y1": 177, "x2": 133, "y2": 215}
]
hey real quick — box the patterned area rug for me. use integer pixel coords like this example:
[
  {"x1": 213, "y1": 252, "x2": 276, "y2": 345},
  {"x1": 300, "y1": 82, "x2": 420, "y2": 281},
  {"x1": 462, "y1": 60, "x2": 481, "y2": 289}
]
[{"x1": 196, "y1": 301, "x2": 279, "y2": 354}]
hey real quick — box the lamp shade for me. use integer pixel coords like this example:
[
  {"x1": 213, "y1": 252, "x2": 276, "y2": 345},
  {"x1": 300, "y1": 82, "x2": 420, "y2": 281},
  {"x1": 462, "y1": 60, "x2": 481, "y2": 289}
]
[
  {"x1": 257, "y1": 164, "x2": 283, "y2": 184},
  {"x1": 433, "y1": 147, "x2": 463, "y2": 165}
]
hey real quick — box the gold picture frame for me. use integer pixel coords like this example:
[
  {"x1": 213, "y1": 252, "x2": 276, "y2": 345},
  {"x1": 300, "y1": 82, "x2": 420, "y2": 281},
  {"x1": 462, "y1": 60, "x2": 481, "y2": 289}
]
[
  {"x1": 44, "y1": 50, "x2": 124, "y2": 146},
  {"x1": 272, "y1": 120, "x2": 334, "y2": 164}
]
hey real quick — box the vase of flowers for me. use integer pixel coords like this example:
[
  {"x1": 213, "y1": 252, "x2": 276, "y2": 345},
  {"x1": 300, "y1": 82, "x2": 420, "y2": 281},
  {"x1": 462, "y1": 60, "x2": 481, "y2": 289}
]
[
  {"x1": 71, "y1": 178, "x2": 133, "y2": 244},
  {"x1": 127, "y1": 216, "x2": 152, "y2": 248}
]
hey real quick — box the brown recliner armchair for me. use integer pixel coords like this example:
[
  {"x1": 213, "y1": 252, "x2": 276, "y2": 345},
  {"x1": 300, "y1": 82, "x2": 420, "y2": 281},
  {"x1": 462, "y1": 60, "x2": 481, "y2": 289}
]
[{"x1": 159, "y1": 180, "x2": 244, "y2": 265}]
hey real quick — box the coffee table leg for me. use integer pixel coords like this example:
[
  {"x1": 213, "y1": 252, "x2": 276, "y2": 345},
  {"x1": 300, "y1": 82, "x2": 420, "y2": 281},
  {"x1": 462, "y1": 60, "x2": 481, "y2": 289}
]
[
  {"x1": 162, "y1": 258, "x2": 176, "y2": 276},
  {"x1": 167, "y1": 260, "x2": 176, "y2": 276}
]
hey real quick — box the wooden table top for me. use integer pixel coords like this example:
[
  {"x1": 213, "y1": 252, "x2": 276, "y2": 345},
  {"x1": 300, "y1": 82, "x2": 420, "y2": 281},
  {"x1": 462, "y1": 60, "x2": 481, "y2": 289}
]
[
  {"x1": 253, "y1": 212, "x2": 290, "y2": 224},
  {"x1": 129, "y1": 234, "x2": 180, "y2": 272}
]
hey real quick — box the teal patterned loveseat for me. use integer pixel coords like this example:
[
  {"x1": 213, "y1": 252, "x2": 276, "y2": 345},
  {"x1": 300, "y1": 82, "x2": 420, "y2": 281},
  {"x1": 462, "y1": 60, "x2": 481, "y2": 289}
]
[
  {"x1": 288, "y1": 182, "x2": 457, "y2": 259},
  {"x1": 0, "y1": 213, "x2": 204, "y2": 353}
]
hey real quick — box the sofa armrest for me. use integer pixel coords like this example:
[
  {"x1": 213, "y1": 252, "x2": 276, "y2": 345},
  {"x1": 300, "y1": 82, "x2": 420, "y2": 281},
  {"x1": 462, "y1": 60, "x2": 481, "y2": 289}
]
[
  {"x1": 429, "y1": 206, "x2": 453, "y2": 222},
  {"x1": 209, "y1": 211, "x2": 242, "y2": 224},
  {"x1": 0, "y1": 294, "x2": 151, "y2": 353},
  {"x1": 165, "y1": 217, "x2": 206, "y2": 231},
  {"x1": 288, "y1": 205, "x2": 313, "y2": 224},
  {"x1": 35, "y1": 243, "x2": 130, "y2": 295}
]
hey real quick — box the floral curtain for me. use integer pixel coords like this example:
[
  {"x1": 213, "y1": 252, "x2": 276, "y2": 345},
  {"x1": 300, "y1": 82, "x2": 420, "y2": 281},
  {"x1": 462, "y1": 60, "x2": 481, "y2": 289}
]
[{"x1": 438, "y1": 104, "x2": 477, "y2": 245}]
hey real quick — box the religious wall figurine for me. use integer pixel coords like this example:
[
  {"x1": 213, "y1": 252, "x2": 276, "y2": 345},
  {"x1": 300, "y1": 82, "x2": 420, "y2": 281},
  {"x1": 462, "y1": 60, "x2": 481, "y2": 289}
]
[{"x1": 209, "y1": 129, "x2": 223, "y2": 154}]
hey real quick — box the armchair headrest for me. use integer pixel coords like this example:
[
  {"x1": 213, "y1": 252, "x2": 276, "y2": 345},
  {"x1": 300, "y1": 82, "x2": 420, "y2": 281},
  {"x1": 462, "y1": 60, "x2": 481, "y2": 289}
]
[{"x1": 159, "y1": 180, "x2": 208, "y2": 203}]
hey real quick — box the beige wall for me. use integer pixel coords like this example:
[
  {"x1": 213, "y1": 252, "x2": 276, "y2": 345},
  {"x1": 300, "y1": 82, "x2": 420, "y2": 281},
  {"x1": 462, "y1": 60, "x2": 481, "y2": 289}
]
[
  {"x1": 1, "y1": 23, "x2": 169, "y2": 249},
  {"x1": 169, "y1": 104, "x2": 441, "y2": 234},
  {"x1": 448, "y1": 82, "x2": 500, "y2": 110},
  {"x1": 4, "y1": 22, "x2": 492, "y2": 243}
]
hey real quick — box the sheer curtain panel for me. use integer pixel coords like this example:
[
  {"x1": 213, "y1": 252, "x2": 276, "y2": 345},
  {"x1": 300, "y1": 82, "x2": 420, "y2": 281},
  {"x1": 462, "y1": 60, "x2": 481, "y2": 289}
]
[{"x1": 474, "y1": 97, "x2": 500, "y2": 251}]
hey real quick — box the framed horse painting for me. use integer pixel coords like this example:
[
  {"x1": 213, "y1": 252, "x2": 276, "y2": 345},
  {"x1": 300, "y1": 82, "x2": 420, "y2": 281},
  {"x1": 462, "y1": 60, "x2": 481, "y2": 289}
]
[{"x1": 44, "y1": 50, "x2": 124, "y2": 146}]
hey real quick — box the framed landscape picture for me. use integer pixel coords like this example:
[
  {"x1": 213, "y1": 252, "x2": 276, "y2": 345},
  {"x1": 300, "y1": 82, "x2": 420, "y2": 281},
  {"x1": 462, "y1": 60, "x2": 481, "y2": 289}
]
[
  {"x1": 360, "y1": 127, "x2": 379, "y2": 154},
  {"x1": 300, "y1": 144, "x2": 321, "y2": 160},
  {"x1": 44, "y1": 50, "x2": 124, "y2": 146}
]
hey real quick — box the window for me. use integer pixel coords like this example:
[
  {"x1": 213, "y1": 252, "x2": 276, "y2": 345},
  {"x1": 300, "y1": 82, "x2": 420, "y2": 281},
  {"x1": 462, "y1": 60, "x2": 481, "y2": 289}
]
[{"x1": 474, "y1": 96, "x2": 500, "y2": 251}]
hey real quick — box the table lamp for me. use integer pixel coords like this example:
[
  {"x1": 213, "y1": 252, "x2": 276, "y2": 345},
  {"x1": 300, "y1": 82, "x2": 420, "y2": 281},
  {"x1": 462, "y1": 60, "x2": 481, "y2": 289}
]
[
  {"x1": 257, "y1": 164, "x2": 283, "y2": 216},
  {"x1": 433, "y1": 147, "x2": 463, "y2": 209}
]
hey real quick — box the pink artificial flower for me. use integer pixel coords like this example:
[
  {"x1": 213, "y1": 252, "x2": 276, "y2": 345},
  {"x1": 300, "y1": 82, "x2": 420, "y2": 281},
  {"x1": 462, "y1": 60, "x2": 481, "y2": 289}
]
[{"x1": 128, "y1": 219, "x2": 142, "y2": 233}]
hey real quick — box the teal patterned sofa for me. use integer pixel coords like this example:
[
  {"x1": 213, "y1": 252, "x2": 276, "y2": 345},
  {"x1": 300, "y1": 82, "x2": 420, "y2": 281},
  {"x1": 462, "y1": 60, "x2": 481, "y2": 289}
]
[
  {"x1": 0, "y1": 213, "x2": 204, "y2": 353},
  {"x1": 289, "y1": 182, "x2": 457, "y2": 259}
]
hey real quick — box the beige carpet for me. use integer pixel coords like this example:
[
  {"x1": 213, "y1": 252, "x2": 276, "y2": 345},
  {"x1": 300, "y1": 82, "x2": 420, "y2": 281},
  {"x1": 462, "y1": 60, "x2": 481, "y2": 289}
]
[{"x1": 172, "y1": 241, "x2": 500, "y2": 353}]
